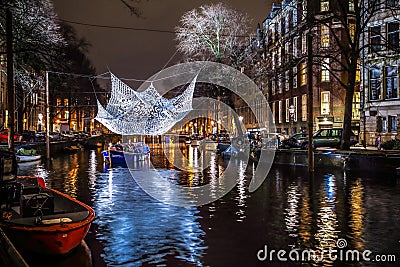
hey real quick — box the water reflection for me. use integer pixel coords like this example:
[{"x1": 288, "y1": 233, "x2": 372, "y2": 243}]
[
  {"x1": 16, "y1": 149, "x2": 400, "y2": 267},
  {"x1": 348, "y1": 178, "x2": 364, "y2": 250},
  {"x1": 314, "y1": 174, "x2": 339, "y2": 265},
  {"x1": 93, "y1": 167, "x2": 206, "y2": 266}
]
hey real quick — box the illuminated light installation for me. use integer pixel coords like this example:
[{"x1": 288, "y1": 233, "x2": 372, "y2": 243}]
[{"x1": 95, "y1": 73, "x2": 197, "y2": 135}]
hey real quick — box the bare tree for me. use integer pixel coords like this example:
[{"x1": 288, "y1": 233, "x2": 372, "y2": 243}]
[{"x1": 175, "y1": 3, "x2": 251, "y2": 63}]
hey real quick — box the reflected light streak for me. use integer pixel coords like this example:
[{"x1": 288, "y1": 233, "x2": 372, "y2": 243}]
[
  {"x1": 64, "y1": 154, "x2": 79, "y2": 198},
  {"x1": 284, "y1": 183, "x2": 300, "y2": 238},
  {"x1": 314, "y1": 174, "x2": 339, "y2": 266},
  {"x1": 349, "y1": 178, "x2": 364, "y2": 250},
  {"x1": 235, "y1": 160, "x2": 247, "y2": 222}
]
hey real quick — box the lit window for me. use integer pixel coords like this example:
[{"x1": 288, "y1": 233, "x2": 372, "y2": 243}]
[
  {"x1": 321, "y1": 25, "x2": 330, "y2": 47},
  {"x1": 302, "y1": 94, "x2": 307, "y2": 121},
  {"x1": 302, "y1": 34, "x2": 307, "y2": 54},
  {"x1": 286, "y1": 99, "x2": 290, "y2": 122},
  {"x1": 352, "y1": 92, "x2": 360, "y2": 120},
  {"x1": 300, "y1": 62, "x2": 307, "y2": 86},
  {"x1": 385, "y1": 66, "x2": 398, "y2": 99},
  {"x1": 285, "y1": 71, "x2": 289, "y2": 91},
  {"x1": 278, "y1": 75, "x2": 283, "y2": 94},
  {"x1": 293, "y1": 38, "x2": 298, "y2": 57},
  {"x1": 293, "y1": 67, "x2": 298, "y2": 88},
  {"x1": 356, "y1": 59, "x2": 361, "y2": 83},
  {"x1": 56, "y1": 98, "x2": 61, "y2": 106},
  {"x1": 349, "y1": 20, "x2": 355, "y2": 41},
  {"x1": 65, "y1": 110, "x2": 70, "y2": 120},
  {"x1": 278, "y1": 100, "x2": 282, "y2": 123},
  {"x1": 321, "y1": 0, "x2": 329, "y2": 11},
  {"x1": 321, "y1": 91, "x2": 330, "y2": 115},
  {"x1": 321, "y1": 58, "x2": 330, "y2": 82},
  {"x1": 272, "y1": 102, "x2": 276, "y2": 123},
  {"x1": 293, "y1": 96, "x2": 298, "y2": 122},
  {"x1": 349, "y1": 1, "x2": 355, "y2": 12},
  {"x1": 369, "y1": 68, "x2": 381, "y2": 100}
]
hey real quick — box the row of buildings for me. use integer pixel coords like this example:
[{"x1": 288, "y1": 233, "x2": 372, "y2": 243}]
[
  {"x1": 0, "y1": 63, "x2": 97, "y2": 134},
  {"x1": 238, "y1": 0, "x2": 400, "y2": 146}
]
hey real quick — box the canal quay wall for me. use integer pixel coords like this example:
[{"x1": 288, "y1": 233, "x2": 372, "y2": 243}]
[{"x1": 272, "y1": 148, "x2": 400, "y2": 176}]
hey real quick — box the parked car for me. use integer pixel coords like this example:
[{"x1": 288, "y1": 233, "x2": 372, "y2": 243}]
[
  {"x1": 280, "y1": 133, "x2": 308, "y2": 149},
  {"x1": 0, "y1": 130, "x2": 23, "y2": 143},
  {"x1": 301, "y1": 128, "x2": 358, "y2": 149}
]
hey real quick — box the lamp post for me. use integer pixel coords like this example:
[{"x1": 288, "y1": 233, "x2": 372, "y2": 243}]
[{"x1": 288, "y1": 105, "x2": 295, "y2": 136}]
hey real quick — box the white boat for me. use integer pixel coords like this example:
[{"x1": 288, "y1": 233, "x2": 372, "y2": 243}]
[
  {"x1": 16, "y1": 154, "x2": 41, "y2": 163},
  {"x1": 15, "y1": 147, "x2": 41, "y2": 163}
]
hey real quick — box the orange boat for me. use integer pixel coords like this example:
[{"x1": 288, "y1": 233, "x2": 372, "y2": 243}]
[{"x1": 0, "y1": 151, "x2": 95, "y2": 255}]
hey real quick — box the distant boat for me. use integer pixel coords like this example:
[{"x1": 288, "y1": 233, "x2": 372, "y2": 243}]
[
  {"x1": 16, "y1": 154, "x2": 41, "y2": 163},
  {"x1": 0, "y1": 150, "x2": 95, "y2": 255},
  {"x1": 101, "y1": 142, "x2": 150, "y2": 165},
  {"x1": 15, "y1": 146, "x2": 41, "y2": 163}
]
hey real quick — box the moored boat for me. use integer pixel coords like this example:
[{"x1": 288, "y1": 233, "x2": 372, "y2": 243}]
[
  {"x1": 101, "y1": 142, "x2": 150, "y2": 165},
  {"x1": 15, "y1": 146, "x2": 41, "y2": 163},
  {"x1": 0, "y1": 150, "x2": 95, "y2": 255}
]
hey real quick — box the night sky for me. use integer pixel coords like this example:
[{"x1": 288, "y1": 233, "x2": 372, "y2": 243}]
[{"x1": 52, "y1": 0, "x2": 272, "y2": 84}]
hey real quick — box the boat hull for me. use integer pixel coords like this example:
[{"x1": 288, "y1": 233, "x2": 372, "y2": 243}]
[
  {"x1": 16, "y1": 154, "x2": 41, "y2": 163},
  {"x1": 0, "y1": 188, "x2": 95, "y2": 255},
  {"x1": 102, "y1": 148, "x2": 150, "y2": 164}
]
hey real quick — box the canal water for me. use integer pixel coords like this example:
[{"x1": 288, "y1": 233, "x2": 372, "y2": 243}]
[{"x1": 17, "y1": 145, "x2": 400, "y2": 267}]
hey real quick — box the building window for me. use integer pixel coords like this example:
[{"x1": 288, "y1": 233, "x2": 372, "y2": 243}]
[
  {"x1": 370, "y1": 26, "x2": 381, "y2": 52},
  {"x1": 293, "y1": 67, "x2": 298, "y2": 88},
  {"x1": 389, "y1": 115, "x2": 397, "y2": 132},
  {"x1": 286, "y1": 99, "x2": 290, "y2": 122},
  {"x1": 302, "y1": 34, "x2": 307, "y2": 54},
  {"x1": 293, "y1": 96, "x2": 298, "y2": 122},
  {"x1": 56, "y1": 98, "x2": 61, "y2": 106},
  {"x1": 369, "y1": 68, "x2": 381, "y2": 100},
  {"x1": 272, "y1": 102, "x2": 275, "y2": 123},
  {"x1": 349, "y1": 19, "x2": 355, "y2": 41},
  {"x1": 349, "y1": 1, "x2": 355, "y2": 12},
  {"x1": 387, "y1": 22, "x2": 399, "y2": 50},
  {"x1": 293, "y1": 38, "x2": 298, "y2": 58},
  {"x1": 321, "y1": 58, "x2": 330, "y2": 82},
  {"x1": 356, "y1": 59, "x2": 361, "y2": 83},
  {"x1": 278, "y1": 75, "x2": 283, "y2": 94},
  {"x1": 302, "y1": 0, "x2": 307, "y2": 20},
  {"x1": 352, "y1": 92, "x2": 360, "y2": 120},
  {"x1": 386, "y1": 0, "x2": 396, "y2": 8},
  {"x1": 272, "y1": 78, "x2": 276, "y2": 95},
  {"x1": 321, "y1": 25, "x2": 330, "y2": 47},
  {"x1": 65, "y1": 110, "x2": 69, "y2": 120},
  {"x1": 320, "y1": 0, "x2": 329, "y2": 11},
  {"x1": 302, "y1": 94, "x2": 307, "y2": 121},
  {"x1": 300, "y1": 62, "x2": 307, "y2": 86},
  {"x1": 285, "y1": 71, "x2": 289, "y2": 91},
  {"x1": 278, "y1": 100, "x2": 282, "y2": 123},
  {"x1": 321, "y1": 91, "x2": 330, "y2": 115},
  {"x1": 63, "y1": 98, "x2": 68, "y2": 106},
  {"x1": 385, "y1": 66, "x2": 398, "y2": 99}
]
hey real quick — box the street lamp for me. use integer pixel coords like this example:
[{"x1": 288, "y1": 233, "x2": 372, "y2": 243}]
[{"x1": 288, "y1": 105, "x2": 295, "y2": 136}]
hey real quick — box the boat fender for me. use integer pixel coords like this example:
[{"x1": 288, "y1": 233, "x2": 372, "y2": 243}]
[{"x1": 41, "y1": 218, "x2": 73, "y2": 225}]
